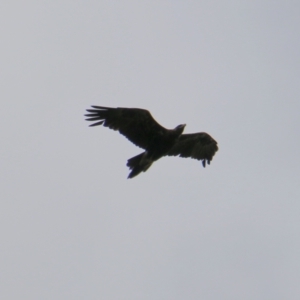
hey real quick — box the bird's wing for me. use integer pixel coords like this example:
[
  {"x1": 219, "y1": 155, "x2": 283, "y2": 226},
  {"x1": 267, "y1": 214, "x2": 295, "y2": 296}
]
[
  {"x1": 85, "y1": 106, "x2": 168, "y2": 149},
  {"x1": 166, "y1": 132, "x2": 218, "y2": 167}
]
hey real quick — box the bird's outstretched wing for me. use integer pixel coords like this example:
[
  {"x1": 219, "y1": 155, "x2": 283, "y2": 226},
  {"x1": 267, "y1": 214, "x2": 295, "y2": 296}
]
[
  {"x1": 85, "y1": 106, "x2": 168, "y2": 149},
  {"x1": 166, "y1": 133, "x2": 218, "y2": 167}
]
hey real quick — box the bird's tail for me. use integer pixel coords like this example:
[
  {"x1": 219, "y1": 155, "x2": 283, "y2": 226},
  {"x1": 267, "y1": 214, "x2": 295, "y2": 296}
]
[{"x1": 126, "y1": 152, "x2": 153, "y2": 179}]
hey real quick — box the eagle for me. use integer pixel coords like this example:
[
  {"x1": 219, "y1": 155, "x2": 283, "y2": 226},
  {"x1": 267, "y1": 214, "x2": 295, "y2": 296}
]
[{"x1": 85, "y1": 106, "x2": 218, "y2": 178}]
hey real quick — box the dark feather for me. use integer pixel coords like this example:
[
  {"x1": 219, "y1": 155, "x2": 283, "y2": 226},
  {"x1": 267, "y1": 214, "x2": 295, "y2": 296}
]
[
  {"x1": 166, "y1": 133, "x2": 218, "y2": 166},
  {"x1": 85, "y1": 106, "x2": 168, "y2": 149}
]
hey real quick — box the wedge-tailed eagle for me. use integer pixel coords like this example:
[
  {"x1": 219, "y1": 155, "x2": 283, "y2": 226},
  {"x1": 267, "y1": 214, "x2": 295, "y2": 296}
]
[{"x1": 85, "y1": 106, "x2": 218, "y2": 178}]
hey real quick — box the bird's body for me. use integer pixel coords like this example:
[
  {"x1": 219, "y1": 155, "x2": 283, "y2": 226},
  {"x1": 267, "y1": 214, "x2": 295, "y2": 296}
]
[{"x1": 85, "y1": 106, "x2": 218, "y2": 178}]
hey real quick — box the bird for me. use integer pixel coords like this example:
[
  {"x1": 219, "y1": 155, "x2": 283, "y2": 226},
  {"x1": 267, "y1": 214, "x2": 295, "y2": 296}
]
[{"x1": 85, "y1": 105, "x2": 218, "y2": 178}]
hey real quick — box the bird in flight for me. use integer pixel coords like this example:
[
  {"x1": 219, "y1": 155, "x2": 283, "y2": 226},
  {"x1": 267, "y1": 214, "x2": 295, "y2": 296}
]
[{"x1": 85, "y1": 106, "x2": 218, "y2": 178}]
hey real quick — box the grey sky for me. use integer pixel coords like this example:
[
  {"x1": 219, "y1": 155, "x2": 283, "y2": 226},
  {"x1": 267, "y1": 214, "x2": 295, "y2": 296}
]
[{"x1": 1, "y1": 1, "x2": 300, "y2": 299}]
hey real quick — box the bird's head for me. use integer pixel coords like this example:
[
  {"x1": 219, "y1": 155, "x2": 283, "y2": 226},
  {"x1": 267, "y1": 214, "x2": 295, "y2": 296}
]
[{"x1": 174, "y1": 124, "x2": 186, "y2": 135}]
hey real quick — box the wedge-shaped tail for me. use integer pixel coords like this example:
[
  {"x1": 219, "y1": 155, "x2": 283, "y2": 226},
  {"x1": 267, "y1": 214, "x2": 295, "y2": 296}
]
[{"x1": 126, "y1": 152, "x2": 153, "y2": 179}]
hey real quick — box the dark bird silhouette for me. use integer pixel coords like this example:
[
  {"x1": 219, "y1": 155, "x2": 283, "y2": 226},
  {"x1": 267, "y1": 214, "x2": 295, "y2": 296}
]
[{"x1": 85, "y1": 106, "x2": 218, "y2": 178}]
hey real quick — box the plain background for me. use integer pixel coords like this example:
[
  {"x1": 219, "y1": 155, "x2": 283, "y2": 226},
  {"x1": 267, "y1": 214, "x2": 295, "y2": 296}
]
[{"x1": 1, "y1": 1, "x2": 300, "y2": 299}]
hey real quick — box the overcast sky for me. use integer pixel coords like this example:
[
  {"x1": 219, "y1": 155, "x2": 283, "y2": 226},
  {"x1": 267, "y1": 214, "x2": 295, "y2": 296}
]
[{"x1": 1, "y1": 1, "x2": 300, "y2": 299}]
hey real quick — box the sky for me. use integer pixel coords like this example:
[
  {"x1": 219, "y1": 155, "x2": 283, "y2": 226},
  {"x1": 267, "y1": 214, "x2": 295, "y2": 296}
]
[{"x1": 1, "y1": 1, "x2": 300, "y2": 299}]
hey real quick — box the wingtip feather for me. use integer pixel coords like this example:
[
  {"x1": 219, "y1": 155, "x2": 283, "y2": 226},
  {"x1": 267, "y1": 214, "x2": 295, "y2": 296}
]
[
  {"x1": 91, "y1": 105, "x2": 109, "y2": 110},
  {"x1": 89, "y1": 121, "x2": 104, "y2": 127}
]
